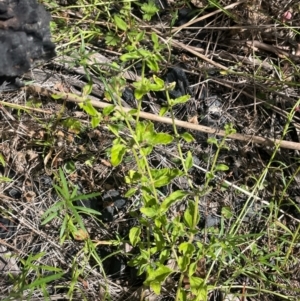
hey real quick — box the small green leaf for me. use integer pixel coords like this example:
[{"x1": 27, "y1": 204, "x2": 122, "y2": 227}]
[
  {"x1": 140, "y1": 146, "x2": 153, "y2": 156},
  {"x1": 79, "y1": 100, "x2": 98, "y2": 116},
  {"x1": 222, "y1": 206, "x2": 233, "y2": 219},
  {"x1": 41, "y1": 211, "x2": 58, "y2": 225},
  {"x1": 114, "y1": 15, "x2": 127, "y2": 31},
  {"x1": 215, "y1": 164, "x2": 229, "y2": 171},
  {"x1": 0, "y1": 154, "x2": 6, "y2": 166},
  {"x1": 111, "y1": 144, "x2": 127, "y2": 166},
  {"x1": 189, "y1": 276, "x2": 207, "y2": 299},
  {"x1": 103, "y1": 105, "x2": 115, "y2": 116},
  {"x1": 170, "y1": 95, "x2": 190, "y2": 106},
  {"x1": 125, "y1": 170, "x2": 143, "y2": 184},
  {"x1": 120, "y1": 52, "x2": 141, "y2": 61},
  {"x1": 150, "y1": 281, "x2": 161, "y2": 295},
  {"x1": 151, "y1": 32, "x2": 159, "y2": 48},
  {"x1": 140, "y1": 206, "x2": 158, "y2": 218},
  {"x1": 141, "y1": 0, "x2": 159, "y2": 21},
  {"x1": 125, "y1": 187, "x2": 138, "y2": 197},
  {"x1": 178, "y1": 256, "x2": 189, "y2": 273},
  {"x1": 179, "y1": 242, "x2": 195, "y2": 254},
  {"x1": 207, "y1": 137, "x2": 218, "y2": 146},
  {"x1": 129, "y1": 227, "x2": 141, "y2": 247},
  {"x1": 152, "y1": 75, "x2": 165, "y2": 89},
  {"x1": 82, "y1": 82, "x2": 93, "y2": 96},
  {"x1": 151, "y1": 168, "x2": 183, "y2": 187},
  {"x1": 184, "y1": 151, "x2": 193, "y2": 170},
  {"x1": 107, "y1": 124, "x2": 120, "y2": 137},
  {"x1": 148, "y1": 133, "x2": 173, "y2": 145},
  {"x1": 160, "y1": 190, "x2": 188, "y2": 214},
  {"x1": 159, "y1": 107, "x2": 168, "y2": 116},
  {"x1": 146, "y1": 57, "x2": 159, "y2": 72},
  {"x1": 0, "y1": 176, "x2": 11, "y2": 182},
  {"x1": 91, "y1": 115, "x2": 102, "y2": 128},
  {"x1": 184, "y1": 201, "x2": 199, "y2": 228},
  {"x1": 181, "y1": 132, "x2": 195, "y2": 142},
  {"x1": 144, "y1": 264, "x2": 173, "y2": 295}
]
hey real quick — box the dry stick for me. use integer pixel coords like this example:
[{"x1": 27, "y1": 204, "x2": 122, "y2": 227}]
[{"x1": 25, "y1": 85, "x2": 300, "y2": 151}]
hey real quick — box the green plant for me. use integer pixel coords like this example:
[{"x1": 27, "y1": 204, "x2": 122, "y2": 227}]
[
  {"x1": 5, "y1": 252, "x2": 64, "y2": 301},
  {"x1": 41, "y1": 168, "x2": 101, "y2": 244}
]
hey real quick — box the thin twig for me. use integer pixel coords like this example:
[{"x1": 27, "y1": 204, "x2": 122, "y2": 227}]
[{"x1": 23, "y1": 85, "x2": 300, "y2": 151}]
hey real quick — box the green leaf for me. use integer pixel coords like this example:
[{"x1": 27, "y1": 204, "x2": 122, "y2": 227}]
[
  {"x1": 181, "y1": 132, "x2": 195, "y2": 142},
  {"x1": 120, "y1": 52, "x2": 141, "y2": 61},
  {"x1": 62, "y1": 118, "x2": 82, "y2": 134},
  {"x1": 178, "y1": 242, "x2": 195, "y2": 272},
  {"x1": 140, "y1": 206, "x2": 158, "y2": 218},
  {"x1": 107, "y1": 124, "x2": 120, "y2": 137},
  {"x1": 151, "y1": 32, "x2": 159, "y2": 49},
  {"x1": 170, "y1": 95, "x2": 190, "y2": 106},
  {"x1": 159, "y1": 249, "x2": 170, "y2": 263},
  {"x1": 0, "y1": 154, "x2": 6, "y2": 166},
  {"x1": 79, "y1": 100, "x2": 98, "y2": 116},
  {"x1": 221, "y1": 206, "x2": 233, "y2": 219},
  {"x1": 160, "y1": 190, "x2": 188, "y2": 214},
  {"x1": 148, "y1": 133, "x2": 173, "y2": 145},
  {"x1": 159, "y1": 107, "x2": 168, "y2": 116},
  {"x1": 129, "y1": 227, "x2": 141, "y2": 247},
  {"x1": 224, "y1": 123, "x2": 236, "y2": 135},
  {"x1": 111, "y1": 144, "x2": 127, "y2": 166},
  {"x1": 215, "y1": 164, "x2": 229, "y2": 171},
  {"x1": 140, "y1": 146, "x2": 153, "y2": 156},
  {"x1": 184, "y1": 151, "x2": 193, "y2": 170},
  {"x1": 41, "y1": 211, "x2": 58, "y2": 225},
  {"x1": 189, "y1": 276, "x2": 207, "y2": 300},
  {"x1": 184, "y1": 201, "x2": 199, "y2": 228},
  {"x1": 178, "y1": 288, "x2": 187, "y2": 301},
  {"x1": 141, "y1": 0, "x2": 159, "y2": 21},
  {"x1": 91, "y1": 115, "x2": 102, "y2": 128},
  {"x1": 82, "y1": 82, "x2": 93, "y2": 96},
  {"x1": 150, "y1": 168, "x2": 183, "y2": 187},
  {"x1": 73, "y1": 206, "x2": 102, "y2": 216},
  {"x1": 144, "y1": 264, "x2": 173, "y2": 294},
  {"x1": 179, "y1": 242, "x2": 195, "y2": 255},
  {"x1": 152, "y1": 75, "x2": 165, "y2": 89},
  {"x1": 114, "y1": 15, "x2": 127, "y2": 31},
  {"x1": 125, "y1": 170, "x2": 143, "y2": 184},
  {"x1": 105, "y1": 31, "x2": 120, "y2": 46},
  {"x1": 178, "y1": 256, "x2": 189, "y2": 273},
  {"x1": 137, "y1": 48, "x2": 151, "y2": 58},
  {"x1": 23, "y1": 273, "x2": 65, "y2": 290},
  {"x1": 125, "y1": 187, "x2": 138, "y2": 197},
  {"x1": 207, "y1": 137, "x2": 218, "y2": 146},
  {"x1": 103, "y1": 105, "x2": 115, "y2": 116},
  {"x1": 150, "y1": 281, "x2": 161, "y2": 295},
  {"x1": 0, "y1": 176, "x2": 12, "y2": 182},
  {"x1": 146, "y1": 57, "x2": 159, "y2": 72}
]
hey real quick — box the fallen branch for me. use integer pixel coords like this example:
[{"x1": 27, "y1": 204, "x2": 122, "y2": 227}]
[{"x1": 24, "y1": 85, "x2": 300, "y2": 151}]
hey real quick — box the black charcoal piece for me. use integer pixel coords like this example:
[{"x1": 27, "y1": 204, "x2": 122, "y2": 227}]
[
  {"x1": 165, "y1": 67, "x2": 192, "y2": 99},
  {"x1": 0, "y1": 0, "x2": 55, "y2": 78},
  {"x1": 101, "y1": 190, "x2": 127, "y2": 222},
  {"x1": 8, "y1": 187, "x2": 21, "y2": 199}
]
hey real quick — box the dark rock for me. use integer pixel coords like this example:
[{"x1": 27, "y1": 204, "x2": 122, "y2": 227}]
[
  {"x1": 0, "y1": 0, "x2": 55, "y2": 78},
  {"x1": 101, "y1": 190, "x2": 127, "y2": 222},
  {"x1": 165, "y1": 67, "x2": 192, "y2": 99}
]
